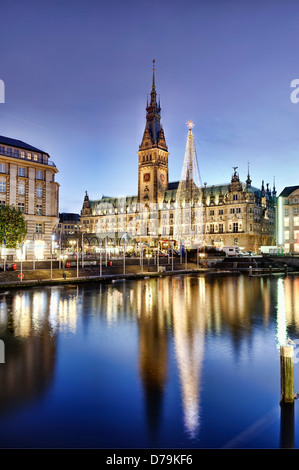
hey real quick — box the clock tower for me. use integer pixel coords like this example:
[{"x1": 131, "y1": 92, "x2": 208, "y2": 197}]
[{"x1": 138, "y1": 60, "x2": 169, "y2": 206}]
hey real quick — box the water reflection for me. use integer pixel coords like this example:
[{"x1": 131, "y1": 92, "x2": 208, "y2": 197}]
[{"x1": 0, "y1": 274, "x2": 297, "y2": 447}]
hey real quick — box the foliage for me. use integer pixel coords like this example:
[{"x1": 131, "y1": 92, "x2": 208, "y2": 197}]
[{"x1": 0, "y1": 205, "x2": 26, "y2": 248}]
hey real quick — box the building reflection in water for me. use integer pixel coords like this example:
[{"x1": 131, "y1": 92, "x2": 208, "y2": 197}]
[{"x1": 0, "y1": 275, "x2": 297, "y2": 446}]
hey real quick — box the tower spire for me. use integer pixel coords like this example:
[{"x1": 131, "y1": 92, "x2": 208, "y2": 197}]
[{"x1": 246, "y1": 162, "x2": 252, "y2": 187}]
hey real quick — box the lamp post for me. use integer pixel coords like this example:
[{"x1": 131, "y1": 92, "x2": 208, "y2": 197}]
[
  {"x1": 172, "y1": 241, "x2": 174, "y2": 272},
  {"x1": 140, "y1": 242, "x2": 143, "y2": 274},
  {"x1": 100, "y1": 240, "x2": 102, "y2": 276},
  {"x1": 123, "y1": 239, "x2": 126, "y2": 275},
  {"x1": 61, "y1": 254, "x2": 67, "y2": 279}
]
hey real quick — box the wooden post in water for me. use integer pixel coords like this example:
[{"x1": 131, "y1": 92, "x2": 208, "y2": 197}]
[
  {"x1": 280, "y1": 345, "x2": 294, "y2": 403},
  {"x1": 284, "y1": 264, "x2": 288, "y2": 276}
]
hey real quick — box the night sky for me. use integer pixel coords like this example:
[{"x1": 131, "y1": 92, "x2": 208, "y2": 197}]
[{"x1": 0, "y1": 0, "x2": 298, "y2": 213}]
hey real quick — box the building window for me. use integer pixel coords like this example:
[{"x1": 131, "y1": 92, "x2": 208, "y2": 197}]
[
  {"x1": 210, "y1": 224, "x2": 215, "y2": 233},
  {"x1": 18, "y1": 183, "x2": 25, "y2": 195},
  {"x1": 233, "y1": 194, "x2": 238, "y2": 201},
  {"x1": 284, "y1": 208, "x2": 289, "y2": 216},
  {"x1": 230, "y1": 208, "x2": 235, "y2": 214},
  {"x1": 33, "y1": 154, "x2": 39, "y2": 161},
  {"x1": 17, "y1": 202, "x2": 25, "y2": 213},
  {"x1": 294, "y1": 217, "x2": 299, "y2": 226},
  {"x1": 36, "y1": 170, "x2": 43, "y2": 180},
  {"x1": 236, "y1": 207, "x2": 241, "y2": 213},
  {"x1": 0, "y1": 180, "x2": 6, "y2": 193},
  {"x1": 294, "y1": 208, "x2": 299, "y2": 215},
  {"x1": 20, "y1": 150, "x2": 25, "y2": 159},
  {"x1": 14, "y1": 149, "x2": 20, "y2": 157},
  {"x1": 35, "y1": 223, "x2": 43, "y2": 233},
  {"x1": 284, "y1": 217, "x2": 289, "y2": 227},
  {"x1": 209, "y1": 210, "x2": 214, "y2": 216},
  {"x1": 233, "y1": 222, "x2": 238, "y2": 233},
  {"x1": 219, "y1": 224, "x2": 223, "y2": 233},
  {"x1": 219, "y1": 209, "x2": 223, "y2": 215},
  {"x1": 36, "y1": 204, "x2": 42, "y2": 215},
  {"x1": 0, "y1": 146, "x2": 4, "y2": 155},
  {"x1": 0, "y1": 163, "x2": 6, "y2": 173},
  {"x1": 284, "y1": 230, "x2": 289, "y2": 240},
  {"x1": 36, "y1": 186, "x2": 43, "y2": 198},
  {"x1": 6, "y1": 148, "x2": 12, "y2": 156},
  {"x1": 27, "y1": 152, "x2": 32, "y2": 160},
  {"x1": 18, "y1": 167, "x2": 26, "y2": 177}
]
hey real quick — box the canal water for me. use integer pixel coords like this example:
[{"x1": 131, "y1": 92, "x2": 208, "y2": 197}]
[{"x1": 0, "y1": 273, "x2": 299, "y2": 449}]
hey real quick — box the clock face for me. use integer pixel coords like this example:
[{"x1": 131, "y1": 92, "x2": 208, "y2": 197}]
[
  {"x1": 160, "y1": 174, "x2": 165, "y2": 182},
  {"x1": 144, "y1": 173, "x2": 150, "y2": 182}
]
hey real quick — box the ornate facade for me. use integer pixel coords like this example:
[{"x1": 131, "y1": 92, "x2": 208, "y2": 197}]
[
  {"x1": 80, "y1": 65, "x2": 276, "y2": 253},
  {"x1": 0, "y1": 135, "x2": 59, "y2": 259}
]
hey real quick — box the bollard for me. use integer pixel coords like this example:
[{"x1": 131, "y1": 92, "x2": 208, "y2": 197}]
[
  {"x1": 280, "y1": 345, "x2": 294, "y2": 403},
  {"x1": 249, "y1": 265, "x2": 252, "y2": 276},
  {"x1": 284, "y1": 264, "x2": 288, "y2": 276},
  {"x1": 269, "y1": 265, "x2": 272, "y2": 276}
]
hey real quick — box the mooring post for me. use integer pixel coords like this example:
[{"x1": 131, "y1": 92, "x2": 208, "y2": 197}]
[
  {"x1": 280, "y1": 345, "x2": 294, "y2": 403},
  {"x1": 284, "y1": 264, "x2": 288, "y2": 276},
  {"x1": 249, "y1": 265, "x2": 252, "y2": 276},
  {"x1": 269, "y1": 265, "x2": 272, "y2": 276}
]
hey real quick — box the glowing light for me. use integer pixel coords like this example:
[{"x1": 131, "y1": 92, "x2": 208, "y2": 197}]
[{"x1": 186, "y1": 120, "x2": 194, "y2": 130}]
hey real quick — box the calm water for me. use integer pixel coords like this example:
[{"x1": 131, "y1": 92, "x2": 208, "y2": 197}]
[{"x1": 0, "y1": 273, "x2": 299, "y2": 449}]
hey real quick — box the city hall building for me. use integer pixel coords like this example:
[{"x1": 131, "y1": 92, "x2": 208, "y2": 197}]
[
  {"x1": 0, "y1": 136, "x2": 59, "y2": 260},
  {"x1": 80, "y1": 65, "x2": 277, "y2": 254}
]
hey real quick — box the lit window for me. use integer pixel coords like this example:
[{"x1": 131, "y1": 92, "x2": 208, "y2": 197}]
[
  {"x1": 294, "y1": 217, "x2": 299, "y2": 226},
  {"x1": 35, "y1": 223, "x2": 43, "y2": 233},
  {"x1": 20, "y1": 150, "x2": 25, "y2": 158},
  {"x1": 0, "y1": 163, "x2": 6, "y2": 173},
  {"x1": 284, "y1": 217, "x2": 289, "y2": 227},
  {"x1": 18, "y1": 183, "x2": 25, "y2": 195},
  {"x1": 284, "y1": 230, "x2": 289, "y2": 240},
  {"x1": 33, "y1": 154, "x2": 38, "y2": 161},
  {"x1": 36, "y1": 186, "x2": 42, "y2": 198},
  {"x1": 18, "y1": 167, "x2": 25, "y2": 177},
  {"x1": 27, "y1": 152, "x2": 32, "y2": 160},
  {"x1": 36, "y1": 170, "x2": 43, "y2": 180}
]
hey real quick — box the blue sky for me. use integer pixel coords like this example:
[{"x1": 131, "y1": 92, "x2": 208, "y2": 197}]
[{"x1": 0, "y1": 0, "x2": 298, "y2": 212}]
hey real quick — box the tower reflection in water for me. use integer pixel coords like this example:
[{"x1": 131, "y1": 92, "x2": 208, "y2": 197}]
[{"x1": 0, "y1": 275, "x2": 297, "y2": 447}]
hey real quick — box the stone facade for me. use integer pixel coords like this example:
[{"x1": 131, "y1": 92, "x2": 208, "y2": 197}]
[
  {"x1": 277, "y1": 186, "x2": 299, "y2": 253},
  {"x1": 80, "y1": 66, "x2": 277, "y2": 253},
  {"x1": 0, "y1": 136, "x2": 59, "y2": 259}
]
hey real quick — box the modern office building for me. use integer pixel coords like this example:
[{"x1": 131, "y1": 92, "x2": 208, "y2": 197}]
[
  {"x1": 277, "y1": 185, "x2": 299, "y2": 253},
  {"x1": 0, "y1": 135, "x2": 59, "y2": 259}
]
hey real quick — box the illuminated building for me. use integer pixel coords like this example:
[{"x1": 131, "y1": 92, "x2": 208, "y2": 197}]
[
  {"x1": 277, "y1": 185, "x2": 299, "y2": 253},
  {"x1": 80, "y1": 64, "x2": 276, "y2": 253},
  {"x1": 0, "y1": 136, "x2": 59, "y2": 259}
]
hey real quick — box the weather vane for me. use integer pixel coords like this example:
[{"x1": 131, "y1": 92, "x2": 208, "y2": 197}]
[{"x1": 186, "y1": 120, "x2": 194, "y2": 130}]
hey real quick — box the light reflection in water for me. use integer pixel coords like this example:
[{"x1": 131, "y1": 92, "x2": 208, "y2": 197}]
[{"x1": 0, "y1": 274, "x2": 298, "y2": 447}]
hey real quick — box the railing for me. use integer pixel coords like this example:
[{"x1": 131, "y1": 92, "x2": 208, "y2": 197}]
[{"x1": 0, "y1": 149, "x2": 56, "y2": 167}]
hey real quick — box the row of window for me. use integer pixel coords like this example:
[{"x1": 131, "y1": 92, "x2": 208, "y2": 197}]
[
  {"x1": 0, "y1": 180, "x2": 43, "y2": 196},
  {"x1": 284, "y1": 216, "x2": 299, "y2": 226},
  {"x1": 284, "y1": 230, "x2": 299, "y2": 241},
  {"x1": 284, "y1": 208, "x2": 299, "y2": 215},
  {"x1": 17, "y1": 203, "x2": 43, "y2": 215},
  {"x1": 0, "y1": 163, "x2": 44, "y2": 180},
  {"x1": 0, "y1": 146, "x2": 48, "y2": 163}
]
